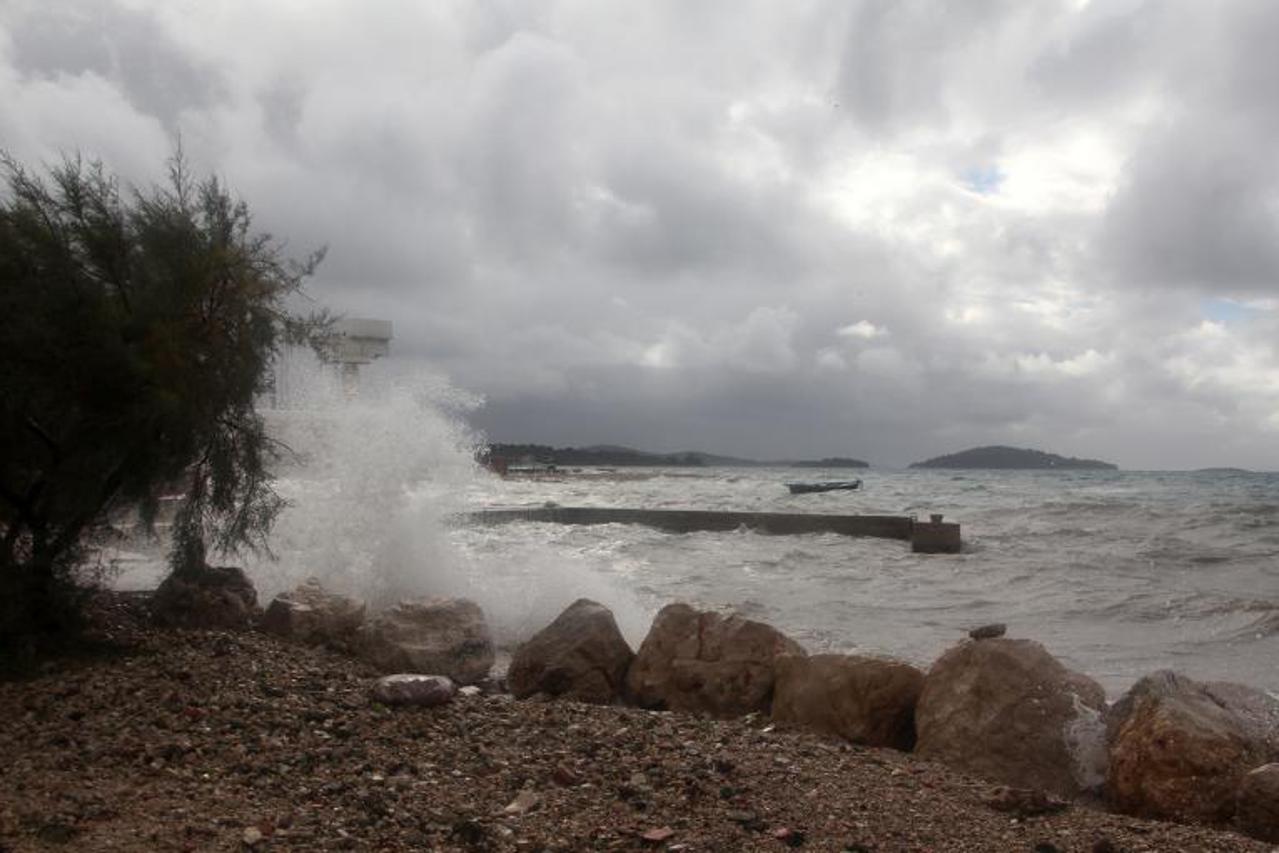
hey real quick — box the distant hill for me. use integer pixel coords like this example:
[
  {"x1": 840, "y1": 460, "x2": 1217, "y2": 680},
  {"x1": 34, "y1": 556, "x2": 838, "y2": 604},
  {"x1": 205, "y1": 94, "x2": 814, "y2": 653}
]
[
  {"x1": 909, "y1": 445, "x2": 1117, "y2": 470},
  {"x1": 485, "y1": 443, "x2": 746, "y2": 467},
  {"x1": 484, "y1": 444, "x2": 869, "y2": 468},
  {"x1": 785, "y1": 457, "x2": 869, "y2": 469}
]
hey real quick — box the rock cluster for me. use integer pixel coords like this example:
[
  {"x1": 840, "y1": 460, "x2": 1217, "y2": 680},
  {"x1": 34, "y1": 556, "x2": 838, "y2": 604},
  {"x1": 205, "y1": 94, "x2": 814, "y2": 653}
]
[
  {"x1": 3, "y1": 592, "x2": 1267, "y2": 852},
  {"x1": 141, "y1": 568, "x2": 1279, "y2": 844}
]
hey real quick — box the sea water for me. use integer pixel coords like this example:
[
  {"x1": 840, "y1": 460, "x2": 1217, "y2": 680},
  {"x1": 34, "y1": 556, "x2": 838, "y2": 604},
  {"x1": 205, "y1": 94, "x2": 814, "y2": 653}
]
[
  {"x1": 453, "y1": 466, "x2": 1279, "y2": 696},
  {"x1": 110, "y1": 361, "x2": 1279, "y2": 698}
]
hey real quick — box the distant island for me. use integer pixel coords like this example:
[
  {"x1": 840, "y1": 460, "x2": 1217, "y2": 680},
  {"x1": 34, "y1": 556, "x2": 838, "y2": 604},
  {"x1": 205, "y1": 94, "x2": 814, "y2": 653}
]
[
  {"x1": 484, "y1": 444, "x2": 868, "y2": 468},
  {"x1": 787, "y1": 457, "x2": 870, "y2": 469},
  {"x1": 909, "y1": 445, "x2": 1118, "y2": 470}
]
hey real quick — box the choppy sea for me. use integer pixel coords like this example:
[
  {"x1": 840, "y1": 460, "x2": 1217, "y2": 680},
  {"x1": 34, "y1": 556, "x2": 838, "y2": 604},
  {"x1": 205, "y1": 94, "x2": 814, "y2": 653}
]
[
  {"x1": 442, "y1": 466, "x2": 1279, "y2": 697},
  {"x1": 109, "y1": 370, "x2": 1279, "y2": 699}
]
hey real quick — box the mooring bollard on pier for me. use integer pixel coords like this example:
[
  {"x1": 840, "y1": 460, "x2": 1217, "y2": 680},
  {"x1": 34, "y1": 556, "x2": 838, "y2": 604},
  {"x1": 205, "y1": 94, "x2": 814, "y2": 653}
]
[
  {"x1": 463, "y1": 507, "x2": 962, "y2": 553},
  {"x1": 910, "y1": 513, "x2": 962, "y2": 553}
]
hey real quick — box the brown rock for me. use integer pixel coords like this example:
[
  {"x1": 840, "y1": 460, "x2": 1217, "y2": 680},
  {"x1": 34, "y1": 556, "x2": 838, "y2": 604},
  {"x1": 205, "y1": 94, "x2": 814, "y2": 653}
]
[
  {"x1": 508, "y1": 598, "x2": 634, "y2": 704},
  {"x1": 968, "y1": 623, "x2": 1007, "y2": 640},
  {"x1": 151, "y1": 565, "x2": 258, "y2": 630},
  {"x1": 625, "y1": 603, "x2": 805, "y2": 717},
  {"x1": 358, "y1": 597, "x2": 494, "y2": 685},
  {"x1": 914, "y1": 637, "x2": 1107, "y2": 797},
  {"x1": 1236, "y1": 763, "x2": 1279, "y2": 842},
  {"x1": 771, "y1": 653, "x2": 923, "y2": 750},
  {"x1": 1105, "y1": 670, "x2": 1279, "y2": 823},
  {"x1": 370, "y1": 674, "x2": 456, "y2": 707},
  {"x1": 261, "y1": 579, "x2": 366, "y2": 648}
]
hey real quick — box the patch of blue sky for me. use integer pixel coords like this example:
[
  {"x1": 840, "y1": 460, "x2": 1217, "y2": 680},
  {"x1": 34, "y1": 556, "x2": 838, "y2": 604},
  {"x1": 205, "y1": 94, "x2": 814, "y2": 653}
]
[
  {"x1": 1201, "y1": 297, "x2": 1254, "y2": 324},
  {"x1": 961, "y1": 164, "x2": 1004, "y2": 195}
]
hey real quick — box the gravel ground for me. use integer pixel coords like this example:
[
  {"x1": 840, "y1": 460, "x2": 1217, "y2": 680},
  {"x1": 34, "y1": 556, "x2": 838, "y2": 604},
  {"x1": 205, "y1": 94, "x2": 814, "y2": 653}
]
[{"x1": 0, "y1": 593, "x2": 1269, "y2": 852}]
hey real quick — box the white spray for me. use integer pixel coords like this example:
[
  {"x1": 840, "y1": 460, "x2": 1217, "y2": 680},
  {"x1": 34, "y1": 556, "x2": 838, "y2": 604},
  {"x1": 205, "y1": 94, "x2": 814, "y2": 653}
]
[{"x1": 255, "y1": 352, "x2": 653, "y2": 646}]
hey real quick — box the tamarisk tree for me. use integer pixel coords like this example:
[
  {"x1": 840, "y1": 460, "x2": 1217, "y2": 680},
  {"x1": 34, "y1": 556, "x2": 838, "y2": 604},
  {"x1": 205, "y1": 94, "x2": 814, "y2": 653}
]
[{"x1": 0, "y1": 153, "x2": 329, "y2": 646}]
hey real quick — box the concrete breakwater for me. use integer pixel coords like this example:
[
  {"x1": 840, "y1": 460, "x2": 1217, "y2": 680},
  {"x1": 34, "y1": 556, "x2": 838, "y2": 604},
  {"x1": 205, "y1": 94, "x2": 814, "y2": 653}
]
[{"x1": 462, "y1": 506, "x2": 962, "y2": 553}]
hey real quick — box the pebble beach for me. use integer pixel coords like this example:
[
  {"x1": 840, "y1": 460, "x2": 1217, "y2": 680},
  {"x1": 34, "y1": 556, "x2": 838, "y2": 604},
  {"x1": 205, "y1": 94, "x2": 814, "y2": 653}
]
[{"x1": 0, "y1": 593, "x2": 1266, "y2": 853}]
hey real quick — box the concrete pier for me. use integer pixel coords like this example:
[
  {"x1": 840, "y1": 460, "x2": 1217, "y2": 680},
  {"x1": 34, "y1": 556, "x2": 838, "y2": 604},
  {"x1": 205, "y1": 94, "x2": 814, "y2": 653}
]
[{"x1": 462, "y1": 506, "x2": 961, "y2": 553}]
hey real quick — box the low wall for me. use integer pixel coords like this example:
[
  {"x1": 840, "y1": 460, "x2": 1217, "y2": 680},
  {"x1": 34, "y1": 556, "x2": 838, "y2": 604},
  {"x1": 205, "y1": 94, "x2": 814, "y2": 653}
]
[{"x1": 463, "y1": 506, "x2": 924, "y2": 542}]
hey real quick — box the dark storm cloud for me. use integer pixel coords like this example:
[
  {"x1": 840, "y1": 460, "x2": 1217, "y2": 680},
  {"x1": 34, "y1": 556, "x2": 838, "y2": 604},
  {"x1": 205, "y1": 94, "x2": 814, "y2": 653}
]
[
  {"x1": 7, "y1": 1, "x2": 224, "y2": 130},
  {"x1": 1033, "y1": 0, "x2": 1279, "y2": 296},
  {"x1": 1103, "y1": 121, "x2": 1279, "y2": 293},
  {"x1": 5, "y1": 1, "x2": 1279, "y2": 469},
  {"x1": 833, "y1": 0, "x2": 1034, "y2": 131}
]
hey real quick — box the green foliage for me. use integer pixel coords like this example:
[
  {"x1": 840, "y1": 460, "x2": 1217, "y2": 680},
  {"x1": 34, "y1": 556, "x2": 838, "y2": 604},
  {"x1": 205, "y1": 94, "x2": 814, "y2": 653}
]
[{"x1": 0, "y1": 152, "x2": 330, "y2": 647}]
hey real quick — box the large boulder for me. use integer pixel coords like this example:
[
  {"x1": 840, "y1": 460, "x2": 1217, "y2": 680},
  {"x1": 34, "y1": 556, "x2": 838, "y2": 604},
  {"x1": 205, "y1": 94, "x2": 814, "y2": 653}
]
[
  {"x1": 151, "y1": 565, "x2": 258, "y2": 630},
  {"x1": 771, "y1": 653, "x2": 923, "y2": 751},
  {"x1": 914, "y1": 637, "x2": 1107, "y2": 797},
  {"x1": 357, "y1": 597, "x2": 494, "y2": 685},
  {"x1": 1237, "y1": 763, "x2": 1279, "y2": 842},
  {"x1": 625, "y1": 603, "x2": 805, "y2": 717},
  {"x1": 508, "y1": 599, "x2": 634, "y2": 704},
  {"x1": 261, "y1": 579, "x2": 366, "y2": 649},
  {"x1": 1105, "y1": 670, "x2": 1279, "y2": 823}
]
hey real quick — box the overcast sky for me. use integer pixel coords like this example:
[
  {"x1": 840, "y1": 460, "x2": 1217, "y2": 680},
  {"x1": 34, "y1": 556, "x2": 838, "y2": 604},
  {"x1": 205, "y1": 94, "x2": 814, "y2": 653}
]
[{"x1": 4, "y1": 0, "x2": 1279, "y2": 469}]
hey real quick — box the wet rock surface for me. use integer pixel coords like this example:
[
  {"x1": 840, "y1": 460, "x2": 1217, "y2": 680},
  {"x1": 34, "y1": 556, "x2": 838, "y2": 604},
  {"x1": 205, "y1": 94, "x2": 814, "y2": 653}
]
[
  {"x1": 968, "y1": 623, "x2": 1007, "y2": 641},
  {"x1": 261, "y1": 579, "x2": 366, "y2": 649},
  {"x1": 0, "y1": 593, "x2": 1268, "y2": 852},
  {"x1": 625, "y1": 603, "x2": 804, "y2": 717},
  {"x1": 357, "y1": 596, "x2": 494, "y2": 685},
  {"x1": 150, "y1": 565, "x2": 258, "y2": 630},
  {"x1": 771, "y1": 653, "x2": 923, "y2": 751},
  {"x1": 508, "y1": 598, "x2": 634, "y2": 704},
  {"x1": 370, "y1": 674, "x2": 456, "y2": 707},
  {"x1": 915, "y1": 637, "x2": 1108, "y2": 797},
  {"x1": 1106, "y1": 670, "x2": 1279, "y2": 824},
  {"x1": 1236, "y1": 763, "x2": 1279, "y2": 842}
]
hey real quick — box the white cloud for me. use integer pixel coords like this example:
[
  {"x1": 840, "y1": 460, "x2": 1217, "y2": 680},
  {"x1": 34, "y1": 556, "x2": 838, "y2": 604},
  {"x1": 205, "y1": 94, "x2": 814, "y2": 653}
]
[
  {"x1": 837, "y1": 320, "x2": 887, "y2": 340},
  {"x1": 5, "y1": 0, "x2": 1279, "y2": 467}
]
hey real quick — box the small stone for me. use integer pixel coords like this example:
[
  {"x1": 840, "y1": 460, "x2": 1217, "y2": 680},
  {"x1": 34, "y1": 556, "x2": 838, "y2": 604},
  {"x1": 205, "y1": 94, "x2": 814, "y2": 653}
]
[
  {"x1": 552, "y1": 764, "x2": 582, "y2": 786},
  {"x1": 641, "y1": 826, "x2": 675, "y2": 843},
  {"x1": 459, "y1": 685, "x2": 482, "y2": 697},
  {"x1": 242, "y1": 826, "x2": 264, "y2": 846},
  {"x1": 726, "y1": 809, "x2": 758, "y2": 823},
  {"x1": 968, "y1": 623, "x2": 1007, "y2": 640},
  {"x1": 370, "y1": 674, "x2": 456, "y2": 707},
  {"x1": 502, "y1": 789, "x2": 541, "y2": 816},
  {"x1": 774, "y1": 827, "x2": 806, "y2": 847},
  {"x1": 981, "y1": 785, "x2": 1069, "y2": 817}
]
